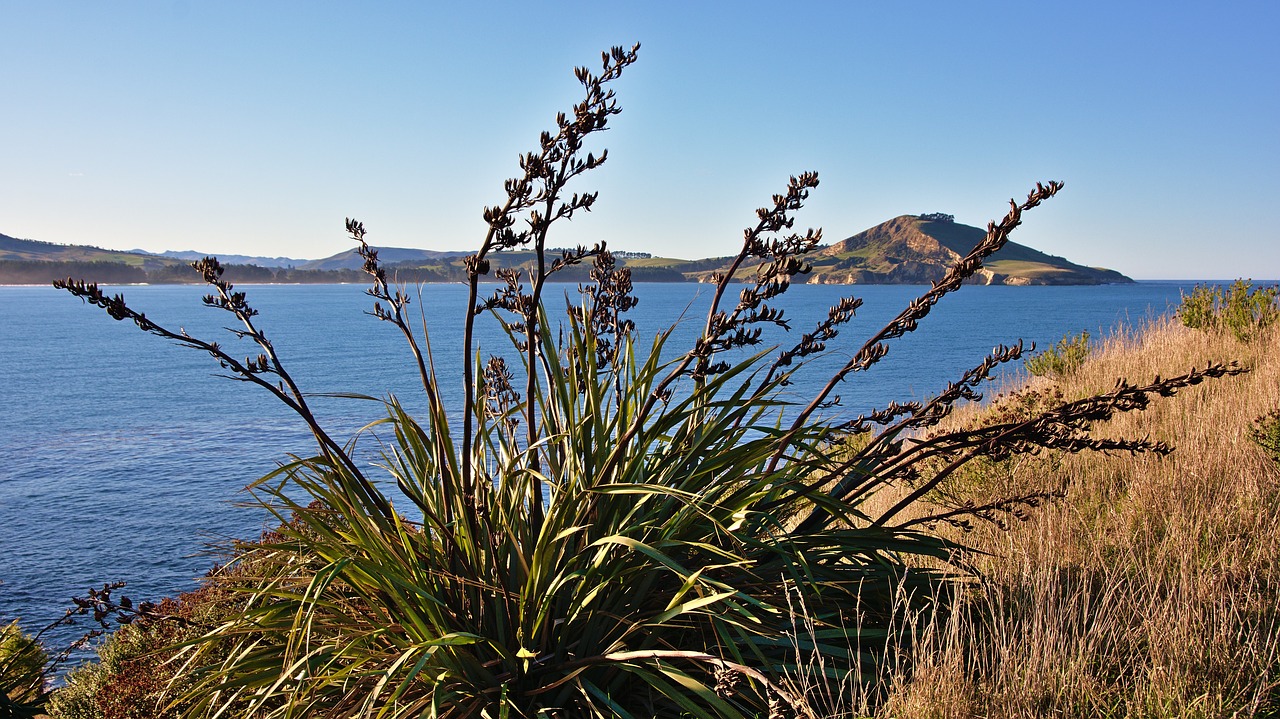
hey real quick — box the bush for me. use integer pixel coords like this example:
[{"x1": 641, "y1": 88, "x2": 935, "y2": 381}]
[
  {"x1": 2, "y1": 621, "x2": 50, "y2": 718},
  {"x1": 1024, "y1": 330, "x2": 1090, "y2": 378},
  {"x1": 48, "y1": 514, "x2": 359, "y2": 719},
  {"x1": 3, "y1": 585, "x2": 155, "y2": 719},
  {"x1": 1250, "y1": 410, "x2": 1280, "y2": 465},
  {"x1": 1177, "y1": 283, "x2": 1217, "y2": 332},
  {"x1": 1178, "y1": 279, "x2": 1279, "y2": 342},
  {"x1": 49, "y1": 590, "x2": 238, "y2": 719},
  {"x1": 54, "y1": 46, "x2": 1245, "y2": 718}
]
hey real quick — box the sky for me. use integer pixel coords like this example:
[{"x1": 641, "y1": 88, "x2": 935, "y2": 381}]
[{"x1": 2, "y1": 2, "x2": 1277, "y2": 279}]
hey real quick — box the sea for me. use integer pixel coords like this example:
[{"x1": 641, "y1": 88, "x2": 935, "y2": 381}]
[{"x1": 0, "y1": 280, "x2": 1237, "y2": 651}]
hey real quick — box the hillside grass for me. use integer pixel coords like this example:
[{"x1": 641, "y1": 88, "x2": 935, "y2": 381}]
[
  {"x1": 618, "y1": 256, "x2": 690, "y2": 268},
  {"x1": 0, "y1": 235, "x2": 156, "y2": 266},
  {"x1": 838, "y1": 315, "x2": 1280, "y2": 717},
  {"x1": 917, "y1": 218, "x2": 1060, "y2": 265},
  {"x1": 984, "y1": 258, "x2": 1074, "y2": 277},
  {"x1": 816, "y1": 247, "x2": 879, "y2": 261}
]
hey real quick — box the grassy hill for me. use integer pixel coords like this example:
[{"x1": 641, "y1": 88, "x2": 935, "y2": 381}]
[
  {"x1": 300, "y1": 247, "x2": 470, "y2": 271},
  {"x1": 0, "y1": 232, "x2": 163, "y2": 267},
  {"x1": 0, "y1": 233, "x2": 368, "y2": 285},
  {"x1": 1, "y1": 217, "x2": 1130, "y2": 286},
  {"x1": 139, "y1": 249, "x2": 308, "y2": 267}
]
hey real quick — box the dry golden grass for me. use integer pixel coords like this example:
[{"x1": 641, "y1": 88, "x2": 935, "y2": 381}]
[{"x1": 811, "y1": 316, "x2": 1280, "y2": 718}]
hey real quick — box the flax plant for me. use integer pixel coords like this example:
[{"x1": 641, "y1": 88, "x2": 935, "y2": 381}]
[{"x1": 54, "y1": 45, "x2": 1242, "y2": 718}]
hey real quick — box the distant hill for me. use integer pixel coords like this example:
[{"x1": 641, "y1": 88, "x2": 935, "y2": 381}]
[
  {"x1": 797, "y1": 215, "x2": 1131, "y2": 285},
  {"x1": 0, "y1": 233, "x2": 351, "y2": 285},
  {"x1": 0, "y1": 232, "x2": 167, "y2": 267},
  {"x1": 1, "y1": 217, "x2": 1130, "y2": 286},
  {"x1": 299, "y1": 247, "x2": 689, "y2": 282},
  {"x1": 133, "y1": 249, "x2": 308, "y2": 268},
  {"x1": 301, "y1": 247, "x2": 471, "y2": 271}
]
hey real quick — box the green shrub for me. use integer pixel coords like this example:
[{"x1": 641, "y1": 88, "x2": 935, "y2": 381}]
[
  {"x1": 1250, "y1": 410, "x2": 1280, "y2": 465},
  {"x1": 48, "y1": 523, "x2": 321, "y2": 719},
  {"x1": 1223, "y1": 279, "x2": 1279, "y2": 341},
  {"x1": 1178, "y1": 279, "x2": 1279, "y2": 342},
  {"x1": 49, "y1": 595, "x2": 218, "y2": 719},
  {"x1": 1177, "y1": 283, "x2": 1218, "y2": 332},
  {"x1": 1025, "y1": 330, "x2": 1090, "y2": 378},
  {"x1": 2, "y1": 621, "x2": 50, "y2": 718},
  {"x1": 54, "y1": 45, "x2": 1244, "y2": 718}
]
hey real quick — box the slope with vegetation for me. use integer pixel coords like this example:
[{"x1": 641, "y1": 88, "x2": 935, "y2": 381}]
[
  {"x1": 793, "y1": 213, "x2": 1132, "y2": 285},
  {"x1": 836, "y1": 285, "x2": 1280, "y2": 717},
  {"x1": 0, "y1": 233, "x2": 159, "y2": 266},
  {"x1": 3, "y1": 216, "x2": 1129, "y2": 289}
]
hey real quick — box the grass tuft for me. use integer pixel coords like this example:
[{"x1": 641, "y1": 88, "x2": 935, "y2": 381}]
[{"x1": 1024, "y1": 330, "x2": 1090, "y2": 378}]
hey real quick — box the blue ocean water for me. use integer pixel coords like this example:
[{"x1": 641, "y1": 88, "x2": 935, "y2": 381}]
[{"x1": 0, "y1": 280, "x2": 1217, "y2": 649}]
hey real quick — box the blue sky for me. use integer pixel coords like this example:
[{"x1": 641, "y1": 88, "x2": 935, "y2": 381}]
[{"x1": 2, "y1": 2, "x2": 1277, "y2": 279}]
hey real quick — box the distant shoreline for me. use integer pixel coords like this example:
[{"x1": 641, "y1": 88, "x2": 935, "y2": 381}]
[{"x1": 5, "y1": 279, "x2": 1266, "y2": 289}]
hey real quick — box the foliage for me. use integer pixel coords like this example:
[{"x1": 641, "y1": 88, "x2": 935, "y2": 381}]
[
  {"x1": 3, "y1": 584, "x2": 144, "y2": 719},
  {"x1": 1251, "y1": 409, "x2": 1280, "y2": 465},
  {"x1": 1177, "y1": 283, "x2": 1217, "y2": 331},
  {"x1": 862, "y1": 314, "x2": 1279, "y2": 717},
  {"x1": 0, "y1": 258, "x2": 383, "y2": 286},
  {"x1": 2, "y1": 621, "x2": 49, "y2": 718},
  {"x1": 48, "y1": 567, "x2": 266, "y2": 719},
  {"x1": 51, "y1": 46, "x2": 1245, "y2": 718},
  {"x1": 1178, "y1": 279, "x2": 1280, "y2": 341},
  {"x1": 1024, "y1": 330, "x2": 1091, "y2": 378},
  {"x1": 0, "y1": 260, "x2": 148, "y2": 286}
]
